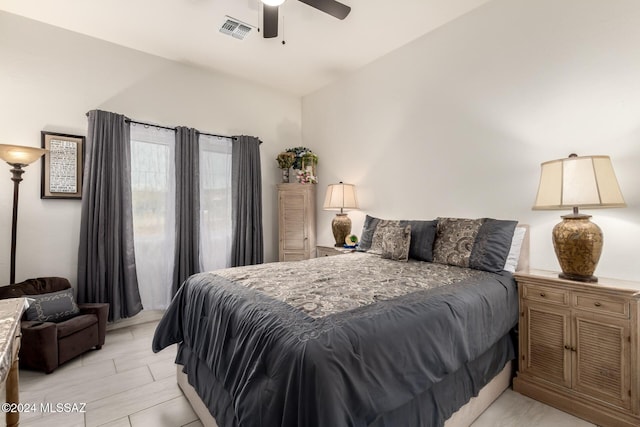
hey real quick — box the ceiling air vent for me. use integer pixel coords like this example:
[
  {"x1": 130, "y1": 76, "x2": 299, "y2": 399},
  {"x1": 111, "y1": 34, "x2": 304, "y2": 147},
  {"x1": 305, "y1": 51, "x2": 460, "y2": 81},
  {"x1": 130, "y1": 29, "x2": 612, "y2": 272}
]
[{"x1": 220, "y1": 16, "x2": 254, "y2": 40}]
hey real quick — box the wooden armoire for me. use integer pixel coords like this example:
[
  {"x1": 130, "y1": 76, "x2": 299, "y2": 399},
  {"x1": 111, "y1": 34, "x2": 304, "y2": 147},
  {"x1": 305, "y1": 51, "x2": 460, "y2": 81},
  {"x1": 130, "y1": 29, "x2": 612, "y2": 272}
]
[{"x1": 277, "y1": 183, "x2": 316, "y2": 261}]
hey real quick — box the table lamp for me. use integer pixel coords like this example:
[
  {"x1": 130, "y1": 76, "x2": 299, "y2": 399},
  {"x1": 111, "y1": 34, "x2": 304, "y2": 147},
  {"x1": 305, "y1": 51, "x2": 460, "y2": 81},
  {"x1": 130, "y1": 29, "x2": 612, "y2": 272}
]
[
  {"x1": 0, "y1": 144, "x2": 48, "y2": 284},
  {"x1": 323, "y1": 182, "x2": 359, "y2": 247},
  {"x1": 532, "y1": 154, "x2": 625, "y2": 282}
]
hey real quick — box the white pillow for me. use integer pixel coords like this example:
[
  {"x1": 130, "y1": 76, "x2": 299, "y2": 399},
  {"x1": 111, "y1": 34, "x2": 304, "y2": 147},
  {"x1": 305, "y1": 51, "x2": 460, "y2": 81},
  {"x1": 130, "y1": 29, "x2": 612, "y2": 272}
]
[{"x1": 503, "y1": 226, "x2": 526, "y2": 273}]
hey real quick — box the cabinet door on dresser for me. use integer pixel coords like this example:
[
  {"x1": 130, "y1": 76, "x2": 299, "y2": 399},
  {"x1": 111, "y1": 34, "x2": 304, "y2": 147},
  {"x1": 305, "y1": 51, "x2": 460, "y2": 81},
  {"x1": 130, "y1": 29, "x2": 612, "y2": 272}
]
[
  {"x1": 573, "y1": 312, "x2": 632, "y2": 410},
  {"x1": 521, "y1": 300, "x2": 572, "y2": 388},
  {"x1": 278, "y1": 184, "x2": 316, "y2": 261}
]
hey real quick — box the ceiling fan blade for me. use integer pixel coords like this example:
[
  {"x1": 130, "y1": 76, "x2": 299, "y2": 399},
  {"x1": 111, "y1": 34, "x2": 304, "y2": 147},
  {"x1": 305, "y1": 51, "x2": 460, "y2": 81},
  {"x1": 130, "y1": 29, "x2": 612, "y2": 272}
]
[
  {"x1": 298, "y1": 0, "x2": 351, "y2": 20},
  {"x1": 263, "y1": 4, "x2": 279, "y2": 38}
]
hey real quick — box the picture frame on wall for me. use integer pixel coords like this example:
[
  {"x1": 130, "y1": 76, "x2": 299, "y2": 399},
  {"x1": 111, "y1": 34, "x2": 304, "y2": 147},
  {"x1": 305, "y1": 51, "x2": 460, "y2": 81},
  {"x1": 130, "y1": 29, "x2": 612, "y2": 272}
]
[{"x1": 41, "y1": 131, "x2": 85, "y2": 199}]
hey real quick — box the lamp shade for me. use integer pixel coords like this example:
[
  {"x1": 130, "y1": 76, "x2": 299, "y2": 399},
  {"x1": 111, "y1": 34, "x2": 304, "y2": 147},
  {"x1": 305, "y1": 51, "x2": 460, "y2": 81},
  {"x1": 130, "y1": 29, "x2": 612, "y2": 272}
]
[
  {"x1": 262, "y1": 0, "x2": 285, "y2": 6},
  {"x1": 533, "y1": 155, "x2": 625, "y2": 210},
  {"x1": 0, "y1": 144, "x2": 48, "y2": 166},
  {"x1": 323, "y1": 183, "x2": 359, "y2": 211}
]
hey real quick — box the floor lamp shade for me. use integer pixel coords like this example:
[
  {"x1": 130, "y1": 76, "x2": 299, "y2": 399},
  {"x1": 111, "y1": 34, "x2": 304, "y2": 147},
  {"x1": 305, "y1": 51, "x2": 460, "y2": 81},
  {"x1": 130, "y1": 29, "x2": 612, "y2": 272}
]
[
  {"x1": 533, "y1": 154, "x2": 625, "y2": 282},
  {"x1": 0, "y1": 144, "x2": 47, "y2": 166},
  {"x1": 0, "y1": 144, "x2": 48, "y2": 284},
  {"x1": 323, "y1": 182, "x2": 359, "y2": 247}
]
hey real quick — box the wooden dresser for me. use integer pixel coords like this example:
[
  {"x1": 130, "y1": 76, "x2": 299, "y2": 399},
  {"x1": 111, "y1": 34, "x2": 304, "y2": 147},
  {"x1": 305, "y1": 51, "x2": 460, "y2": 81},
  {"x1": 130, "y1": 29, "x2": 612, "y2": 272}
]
[
  {"x1": 277, "y1": 183, "x2": 316, "y2": 261},
  {"x1": 513, "y1": 270, "x2": 640, "y2": 427},
  {"x1": 0, "y1": 298, "x2": 27, "y2": 427}
]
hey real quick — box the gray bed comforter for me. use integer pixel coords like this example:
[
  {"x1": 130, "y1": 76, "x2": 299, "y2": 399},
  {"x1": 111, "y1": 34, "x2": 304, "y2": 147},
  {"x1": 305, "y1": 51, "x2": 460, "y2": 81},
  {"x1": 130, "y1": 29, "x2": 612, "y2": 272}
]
[{"x1": 152, "y1": 253, "x2": 518, "y2": 427}]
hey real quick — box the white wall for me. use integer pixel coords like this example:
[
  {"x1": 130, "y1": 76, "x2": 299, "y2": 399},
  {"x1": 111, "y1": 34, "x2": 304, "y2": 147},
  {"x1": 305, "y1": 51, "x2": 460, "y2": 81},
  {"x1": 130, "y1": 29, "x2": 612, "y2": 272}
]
[
  {"x1": 0, "y1": 12, "x2": 301, "y2": 285},
  {"x1": 303, "y1": 0, "x2": 640, "y2": 281}
]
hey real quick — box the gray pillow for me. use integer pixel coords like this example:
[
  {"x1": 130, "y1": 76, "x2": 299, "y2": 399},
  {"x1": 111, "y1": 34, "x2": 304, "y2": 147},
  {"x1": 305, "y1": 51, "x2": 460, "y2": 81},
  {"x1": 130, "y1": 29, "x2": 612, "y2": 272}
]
[
  {"x1": 380, "y1": 224, "x2": 412, "y2": 262},
  {"x1": 358, "y1": 215, "x2": 381, "y2": 251},
  {"x1": 407, "y1": 220, "x2": 438, "y2": 262},
  {"x1": 470, "y1": 219, "x2": 518, "y2": 273},
  {"x1": 432, "y1": 218, "x2": 485, "y2": 267},
  {"x1": 25, "y1": 288, "x2": 80, "y2": 322}
]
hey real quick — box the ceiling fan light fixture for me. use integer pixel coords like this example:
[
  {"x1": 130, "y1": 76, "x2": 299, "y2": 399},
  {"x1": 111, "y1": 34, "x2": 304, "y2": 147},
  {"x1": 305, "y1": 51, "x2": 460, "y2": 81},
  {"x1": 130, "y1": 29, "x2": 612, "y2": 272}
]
[{"x1": 262, "y1": 0, "x2": 286, "y2": 6}]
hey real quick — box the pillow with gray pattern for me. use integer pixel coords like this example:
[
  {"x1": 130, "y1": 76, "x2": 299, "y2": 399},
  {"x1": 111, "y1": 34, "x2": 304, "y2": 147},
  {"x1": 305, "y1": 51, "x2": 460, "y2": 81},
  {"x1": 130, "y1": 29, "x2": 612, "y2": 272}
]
[
  {"x1": 379, "y1": 223, "x2": 412, "y2": 262},
  {"x1": 433, "y1": 218, "x2": 484, "y2": 268},
  {"x1": 369, "y1": 220, "x2": 403, "y2": 255},
  {"x1": 25, "y1": 288, "x2": 80, "y2": 323}
]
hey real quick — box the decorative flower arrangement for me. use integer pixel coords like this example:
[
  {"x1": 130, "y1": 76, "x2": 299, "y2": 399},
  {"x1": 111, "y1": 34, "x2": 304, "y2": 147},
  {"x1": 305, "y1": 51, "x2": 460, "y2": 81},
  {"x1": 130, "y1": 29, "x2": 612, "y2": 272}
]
[
  {"x1": 276, "y1": 152, "x2": 295, "y2": 169},
  {"x1": 296, "y1": 169, "x2": 317, "y2": 184},
  {"x1": 285, "y1": 146, "x2": 314, "y2": 171},
  {"x1": 280, "y1": 147, "x2": 318, "y2": 184},
  {"x1": 301, "y1": 152, "x2": 318, "y2": 175}
]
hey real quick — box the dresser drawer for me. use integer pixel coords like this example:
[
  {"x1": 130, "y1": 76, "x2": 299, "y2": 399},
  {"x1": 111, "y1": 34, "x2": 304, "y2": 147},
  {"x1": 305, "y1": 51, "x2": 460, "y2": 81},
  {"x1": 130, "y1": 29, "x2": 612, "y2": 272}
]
[
  {"x1": 317, "y1": 247, "x2": 340, "y2": 257},
  {"x1": 522, "y1": 283, "x2": 569, "y2": 305},
  {"x1": 572, "y1": 292, "x2": 630, "y2": 319}
]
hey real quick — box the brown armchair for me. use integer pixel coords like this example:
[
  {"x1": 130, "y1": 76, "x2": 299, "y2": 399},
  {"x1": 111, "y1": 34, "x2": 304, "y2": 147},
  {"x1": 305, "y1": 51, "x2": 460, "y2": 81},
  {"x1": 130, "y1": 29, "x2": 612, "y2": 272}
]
[{"x1": 0, "y1": 277, "x2": 109, "y2": 374}]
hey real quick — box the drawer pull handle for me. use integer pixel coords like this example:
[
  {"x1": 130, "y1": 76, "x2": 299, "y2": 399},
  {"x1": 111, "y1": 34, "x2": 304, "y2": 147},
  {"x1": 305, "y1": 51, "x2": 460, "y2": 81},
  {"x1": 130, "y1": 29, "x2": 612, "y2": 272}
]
[
  {"x1": 594, "y1": 302, "x2": 602, "y2": 307},
  {"x1": 539, "y1": 293, "x2": 546, "y2": 297},
  {"x1": 564, "y1": 345, "x2": 571, "y2": 350}
]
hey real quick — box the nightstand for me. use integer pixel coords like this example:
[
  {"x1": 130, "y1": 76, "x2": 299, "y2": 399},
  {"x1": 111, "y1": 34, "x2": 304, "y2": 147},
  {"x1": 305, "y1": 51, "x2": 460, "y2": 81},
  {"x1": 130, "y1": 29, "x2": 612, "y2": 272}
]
[
  {"x1": 513, "y1": 269, "x2": 640, "y2": 427},
  {"x1": 316, "y1": 245, "x2": 355, "y2": 257}
]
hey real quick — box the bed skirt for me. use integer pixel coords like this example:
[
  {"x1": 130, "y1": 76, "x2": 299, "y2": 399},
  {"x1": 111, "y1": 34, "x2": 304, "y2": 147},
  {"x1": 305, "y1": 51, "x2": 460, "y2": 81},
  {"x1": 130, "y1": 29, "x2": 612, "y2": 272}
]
[
  {"x1": 175, "y1": 332, "x2": 514, "y2": 427},
  {"x1": 177, "y1": 361, "x2": 511, "y2": 427}
]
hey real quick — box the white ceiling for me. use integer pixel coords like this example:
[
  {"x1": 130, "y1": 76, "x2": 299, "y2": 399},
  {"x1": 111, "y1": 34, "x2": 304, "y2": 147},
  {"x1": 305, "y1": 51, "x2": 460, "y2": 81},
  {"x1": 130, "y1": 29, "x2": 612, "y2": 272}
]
[{"x1": 0, "y1": 0, "x2": 492, "y2": 96}]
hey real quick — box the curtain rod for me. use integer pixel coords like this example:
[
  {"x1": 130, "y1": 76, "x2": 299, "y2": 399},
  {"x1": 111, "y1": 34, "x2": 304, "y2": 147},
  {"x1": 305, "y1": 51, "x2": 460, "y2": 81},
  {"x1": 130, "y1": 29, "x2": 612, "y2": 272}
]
[
  {"x1": 127, "y1": 119, "x2": 237, "y2": 141},
  {"x1": 84, "y1": 112, "x2": 252, "y2": 142}
]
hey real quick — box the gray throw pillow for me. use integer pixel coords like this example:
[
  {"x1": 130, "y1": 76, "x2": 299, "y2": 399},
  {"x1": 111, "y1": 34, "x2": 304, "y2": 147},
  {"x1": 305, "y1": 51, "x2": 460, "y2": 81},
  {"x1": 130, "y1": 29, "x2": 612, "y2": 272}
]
[
  {"x1": 470, "y1": 219, "x2": 518, "y2": 273},
  {"x1": 25, "y1": 288, "x2": 80, "y2": 322},
  {"x1": 432, "y1": 218, "x2": 485, "y2": 268},
  {"x1": 358, "y1": 215, "x2": 381, "y2": 251},
  {"x1": 380, "y1": 224, "x2": 412, "y2": 262},
  {"x1": 407, "y1": 220, "x2": 438, "y2": 262}
]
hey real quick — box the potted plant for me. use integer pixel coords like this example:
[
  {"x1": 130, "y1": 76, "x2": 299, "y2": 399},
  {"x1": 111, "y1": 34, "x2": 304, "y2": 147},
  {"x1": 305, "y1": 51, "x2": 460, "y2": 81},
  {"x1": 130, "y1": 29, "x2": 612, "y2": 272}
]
[
  {"x1": 301, "y1": 152, "x2": 318, "y2": 177},
  {"x1": 276, "y1": 152, "x2": 295, "y2": 182}
]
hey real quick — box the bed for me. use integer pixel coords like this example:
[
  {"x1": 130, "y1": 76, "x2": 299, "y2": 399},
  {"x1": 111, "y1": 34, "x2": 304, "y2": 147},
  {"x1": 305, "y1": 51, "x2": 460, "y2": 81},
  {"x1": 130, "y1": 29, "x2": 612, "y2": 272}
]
[{"x1": 153, "y1": 218, "x2": 529, "y2": 427}]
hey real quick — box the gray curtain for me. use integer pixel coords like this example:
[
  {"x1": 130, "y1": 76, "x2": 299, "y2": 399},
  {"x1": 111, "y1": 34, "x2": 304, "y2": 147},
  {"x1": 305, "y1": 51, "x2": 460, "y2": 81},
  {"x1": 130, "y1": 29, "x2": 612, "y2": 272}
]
[
  {"x1": 172, "y1": 127, "x2": 200, "y2": 295},
  {"x1": 231, "y1": 135, "x2": 263, "y2": 266},
  {"x1": 78, "y1": 110, "x2": 142, "y2": 322}
]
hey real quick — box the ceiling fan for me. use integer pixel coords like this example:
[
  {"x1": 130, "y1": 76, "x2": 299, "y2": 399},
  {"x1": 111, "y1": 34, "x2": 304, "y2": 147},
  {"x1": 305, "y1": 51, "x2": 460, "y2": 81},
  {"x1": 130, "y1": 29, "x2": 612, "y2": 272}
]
[{"x1": 261, "y1": 0, "x2": 351, "y2": 38}]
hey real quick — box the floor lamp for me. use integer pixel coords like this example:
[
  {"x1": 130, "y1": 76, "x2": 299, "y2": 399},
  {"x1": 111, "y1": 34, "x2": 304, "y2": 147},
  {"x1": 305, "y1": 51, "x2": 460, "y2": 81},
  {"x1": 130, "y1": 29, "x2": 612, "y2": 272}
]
[{"x1": 0, "y1": 144, "x2": 47, "y2": 284}]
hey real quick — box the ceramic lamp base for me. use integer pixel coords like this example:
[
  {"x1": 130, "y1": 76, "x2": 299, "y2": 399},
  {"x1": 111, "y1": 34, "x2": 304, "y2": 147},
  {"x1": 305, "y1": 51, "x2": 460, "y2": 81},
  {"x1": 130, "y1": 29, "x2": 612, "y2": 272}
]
[
  {"x1": 552, "y1": 214, "x2": 602, "y2": 283},
  {"x1": 332, "y1": 213, "x2": 351, "y2": 247}
]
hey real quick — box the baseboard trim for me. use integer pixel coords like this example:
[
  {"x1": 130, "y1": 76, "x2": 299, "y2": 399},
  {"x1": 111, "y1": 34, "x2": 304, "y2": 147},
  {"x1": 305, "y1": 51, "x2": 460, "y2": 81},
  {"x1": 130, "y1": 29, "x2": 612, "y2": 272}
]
[{"x1": 106, "y1": 310, "x2": 164, "y2": 331}]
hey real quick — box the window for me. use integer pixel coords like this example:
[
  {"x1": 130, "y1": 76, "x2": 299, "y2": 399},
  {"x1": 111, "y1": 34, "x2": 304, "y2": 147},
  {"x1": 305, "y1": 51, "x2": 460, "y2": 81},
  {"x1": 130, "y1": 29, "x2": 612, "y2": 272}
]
[
  {"x1": 130, "y1": 125, "x2": 233, "y2": 309},
  {"x1": 199, "y1": 135, "x2": 233, "y2": 271},
  {"x1": 130, "y1": 125, "x2": 176, "y2": 309}
]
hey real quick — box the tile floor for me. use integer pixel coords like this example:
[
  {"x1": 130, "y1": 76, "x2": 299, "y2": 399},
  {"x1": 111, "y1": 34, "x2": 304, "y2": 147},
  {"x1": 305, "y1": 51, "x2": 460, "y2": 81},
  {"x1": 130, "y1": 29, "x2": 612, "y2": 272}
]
[{"x1": 15, "y1": 320, "x2": 595, "y2": 427}]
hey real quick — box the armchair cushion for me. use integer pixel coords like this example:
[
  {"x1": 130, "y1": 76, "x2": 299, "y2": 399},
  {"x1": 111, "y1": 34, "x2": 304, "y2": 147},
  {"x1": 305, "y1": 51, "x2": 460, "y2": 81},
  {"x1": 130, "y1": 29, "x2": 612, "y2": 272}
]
[
  {"x1": 56, "y1": 314, "x2": 97, "y2": 339},
  {"x1": 24, "y1": 288, "x2": 80, "y2": 322}
]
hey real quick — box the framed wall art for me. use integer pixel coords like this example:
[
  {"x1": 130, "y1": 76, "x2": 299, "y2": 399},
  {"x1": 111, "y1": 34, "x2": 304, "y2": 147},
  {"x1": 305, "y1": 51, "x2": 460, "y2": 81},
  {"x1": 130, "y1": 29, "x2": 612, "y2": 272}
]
[{"x1": 41, "y1": 131, "x2": 85, "y2": 199}]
